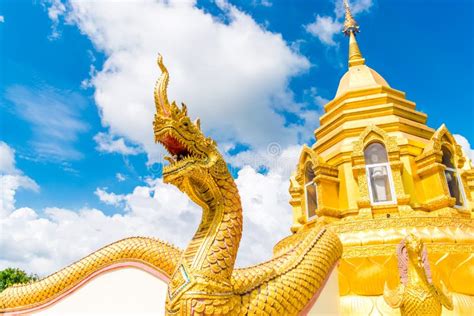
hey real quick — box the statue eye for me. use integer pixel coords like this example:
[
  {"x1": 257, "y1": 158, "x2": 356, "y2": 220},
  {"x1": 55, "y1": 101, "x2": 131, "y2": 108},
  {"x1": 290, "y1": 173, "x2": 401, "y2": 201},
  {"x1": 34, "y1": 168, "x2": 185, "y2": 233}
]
[{"x1": 183, "y1": 121, "x2": 189, "y2": 127}]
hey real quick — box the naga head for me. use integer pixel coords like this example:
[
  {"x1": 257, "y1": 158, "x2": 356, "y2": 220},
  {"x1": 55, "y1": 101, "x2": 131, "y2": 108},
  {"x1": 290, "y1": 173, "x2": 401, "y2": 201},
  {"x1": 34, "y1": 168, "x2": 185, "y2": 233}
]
[
  {"x1": 153, "y1": 55, "x2": 226, "y2": 200},
  {"x1": 405, "y1": 234, "x2": 425, "y2": 268},
  {"x1": 397, "y1": 233, "x2": 433, "y2": 285}
]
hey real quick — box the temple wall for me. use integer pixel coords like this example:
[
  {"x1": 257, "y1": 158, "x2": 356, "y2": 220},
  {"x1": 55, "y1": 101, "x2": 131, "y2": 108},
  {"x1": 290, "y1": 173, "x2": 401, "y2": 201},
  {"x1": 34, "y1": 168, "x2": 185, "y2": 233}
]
[
  {"x1": 26, "y1": 267, "x2": 168, "y2": 315},
  {"x1": 305, "y1": 267, "x2": 340, "y2": 316}
]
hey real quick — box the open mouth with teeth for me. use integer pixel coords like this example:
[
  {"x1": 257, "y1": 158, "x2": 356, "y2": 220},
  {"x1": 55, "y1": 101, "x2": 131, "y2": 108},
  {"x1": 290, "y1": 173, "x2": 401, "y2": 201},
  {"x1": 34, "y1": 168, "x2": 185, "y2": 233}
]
[{"x1": 156, "y1": 128, "x2": 206, "y2": 175}]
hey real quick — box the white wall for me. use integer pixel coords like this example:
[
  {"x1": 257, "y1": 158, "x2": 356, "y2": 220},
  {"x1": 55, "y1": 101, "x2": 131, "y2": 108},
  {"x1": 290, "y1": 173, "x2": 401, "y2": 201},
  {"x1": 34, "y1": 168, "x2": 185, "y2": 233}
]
[
  {"x1": 307, "y1": 268, "x2": 340, "y2": 316},
  {"x1": 35, "y1": 267, "x2": 168, "y2": 315}
]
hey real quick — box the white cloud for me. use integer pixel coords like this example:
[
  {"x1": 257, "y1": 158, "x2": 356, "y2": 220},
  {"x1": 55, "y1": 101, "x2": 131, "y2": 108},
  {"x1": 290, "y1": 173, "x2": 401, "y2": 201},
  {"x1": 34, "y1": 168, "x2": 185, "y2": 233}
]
[
  {"x1": 46, "y1": 0, "x2": 65, "y2": 22},
  {"x1": 305, "y1": 15, "x2": 342, "y2": 46},
  {"x1": 0, "y1": 140, "x2": 296, "y2": 275},
  {"x1": 226, "y1": 144, "x2": 301, "y2": 180},
  {"x1": 305, "y1": 0, "x2": 373, "y2": 46},
  {"x1": 94, "y1": 187, "x2": 126, "y2": 207},
  {"x1": 4, "y1": 85, "x2": 88, "y2": 161},
  {"x1": 0, "y1": 142, "x2": 17, "y2": 174},
  {"x1": 48, "y1": 0, "x2": 311, "y2": 162},
  {"x1": 94, "y1": 132, "x2": 142, "y2": 155},
  {"x1": 0, "y1": 142, "x2": 39, "y2": 218},
  {"x1": 235, "y1": 166, "x2": 294, "y2": 265},
  {"x1": 1, "y1": 177, "x2": 201, "y2": 275},
  {"x1": 116, "y1": 173, "x2": 126, "y2": 182},
  {"x1": 334, "y1": 0, "x2": 373, "y2": 18},
  {"x1": 0, "y1": 16, "x2": 4, "y2": 23},
  {"x1": 44, "y1": 0, "x2": 66, "y2": 39},
  {"x1": 314, "y1": 95, "x2": 329, "y2": 106},
  {"x1": 251, "y1": 0, "x2": 272, "y2": 7},
  {"x1": 0, "y1": 175, "x2": 39, "y2": 219},
  {"x1": 454, "y1": 134, "x2": 474, "y2": 166},
  {"x1": 304, "y1": 86, "x2": 330, "y2": 107}
]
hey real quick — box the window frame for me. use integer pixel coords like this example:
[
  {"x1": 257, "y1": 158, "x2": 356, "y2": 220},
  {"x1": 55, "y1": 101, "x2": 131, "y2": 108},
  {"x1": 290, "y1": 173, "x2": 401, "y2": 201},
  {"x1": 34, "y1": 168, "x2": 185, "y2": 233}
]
[
  {"x1": 304, "y1": 179, "x2": 318, "y2": 221},
  {"x1": 444, "y1": 165, "x2": 467, "y2": 209},
  {"x1": 304, "y1": 162, "x2": 318, "y2": 221},
  {"x1": 441, "y1": 147, "x2": 468, "y2": 209},
  {"x1": 364, "y1": 143, "x2": 397, "y2": 206}
]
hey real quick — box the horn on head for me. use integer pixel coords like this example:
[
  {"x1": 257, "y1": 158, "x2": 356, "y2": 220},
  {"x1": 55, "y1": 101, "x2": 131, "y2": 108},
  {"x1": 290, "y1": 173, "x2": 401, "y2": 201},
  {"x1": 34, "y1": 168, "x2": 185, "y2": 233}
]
[{"x1": 154, "y1": 54, "x2": 171, "y2": 117}]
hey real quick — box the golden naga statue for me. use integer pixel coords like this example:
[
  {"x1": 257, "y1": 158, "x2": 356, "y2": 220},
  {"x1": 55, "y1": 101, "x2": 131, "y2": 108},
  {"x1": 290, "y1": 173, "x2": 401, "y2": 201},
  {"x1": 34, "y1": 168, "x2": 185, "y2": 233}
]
[
  {"x1": 384, "y1": 234, "x2": 453, "y2": 315},
  {"x1": 154, "y1": 55, "x2": 342, "y2": 315},
  {"x1": 0, "y1": 55, "x2": 342, "y2": 315}
]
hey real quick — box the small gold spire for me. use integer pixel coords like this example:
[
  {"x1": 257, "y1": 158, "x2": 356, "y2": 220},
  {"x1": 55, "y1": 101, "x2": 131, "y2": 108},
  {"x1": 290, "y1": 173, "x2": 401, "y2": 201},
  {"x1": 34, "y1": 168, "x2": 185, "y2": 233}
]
[{"x1": 342, "y1": 0, "x2": 365, "y2": 67}]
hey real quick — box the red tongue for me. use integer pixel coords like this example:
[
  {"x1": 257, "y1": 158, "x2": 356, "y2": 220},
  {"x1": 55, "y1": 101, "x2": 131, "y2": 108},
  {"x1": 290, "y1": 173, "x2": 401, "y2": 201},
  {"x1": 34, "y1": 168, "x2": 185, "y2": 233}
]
[{"x1": 162, "y1": 134, "x2": 187, "y2": 156}]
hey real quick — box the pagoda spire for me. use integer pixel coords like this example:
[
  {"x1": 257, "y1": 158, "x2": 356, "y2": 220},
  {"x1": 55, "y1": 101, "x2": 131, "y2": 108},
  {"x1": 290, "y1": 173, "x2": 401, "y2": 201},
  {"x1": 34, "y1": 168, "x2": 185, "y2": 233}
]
[{"x1": 342, "y1": 0, "x2": 365, "y2": 67}]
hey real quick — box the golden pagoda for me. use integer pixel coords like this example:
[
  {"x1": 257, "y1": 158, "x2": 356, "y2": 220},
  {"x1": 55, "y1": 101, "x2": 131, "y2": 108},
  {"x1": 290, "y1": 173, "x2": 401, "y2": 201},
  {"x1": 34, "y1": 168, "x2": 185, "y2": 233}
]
[{"x1": 283, "y1": 0, "x2": 474, "y2": 314}]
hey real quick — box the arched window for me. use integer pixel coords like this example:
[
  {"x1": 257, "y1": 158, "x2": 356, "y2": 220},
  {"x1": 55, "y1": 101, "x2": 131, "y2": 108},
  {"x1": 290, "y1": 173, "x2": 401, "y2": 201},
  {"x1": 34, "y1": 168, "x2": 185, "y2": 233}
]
[
  {"x1": 442, "y1": 147, "x2": 465, "y2": 207},
  {"x1": 304, "y1": 163, "x2": 317, "y2": 220},
  {"x1": 364, "y1": 142, "x2": 396, "y2": 204}
]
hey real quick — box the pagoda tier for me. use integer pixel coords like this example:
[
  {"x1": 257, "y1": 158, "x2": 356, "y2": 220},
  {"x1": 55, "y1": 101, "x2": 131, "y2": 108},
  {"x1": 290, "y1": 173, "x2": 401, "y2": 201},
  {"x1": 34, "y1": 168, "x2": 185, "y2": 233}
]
[{"x1": 315, "y1": 76, "x2": 434, "y2": 159}]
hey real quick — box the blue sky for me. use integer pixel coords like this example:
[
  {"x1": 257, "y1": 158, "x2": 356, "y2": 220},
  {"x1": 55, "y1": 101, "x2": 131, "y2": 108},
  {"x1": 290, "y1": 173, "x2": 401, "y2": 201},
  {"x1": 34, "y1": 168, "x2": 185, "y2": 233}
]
[{"x1": 0, "y1": 0, "x2": 473, "y2": 274}]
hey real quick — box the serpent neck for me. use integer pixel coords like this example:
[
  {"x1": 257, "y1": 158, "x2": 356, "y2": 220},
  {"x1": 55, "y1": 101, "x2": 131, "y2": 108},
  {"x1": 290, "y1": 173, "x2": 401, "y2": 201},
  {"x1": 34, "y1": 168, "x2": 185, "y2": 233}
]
[
  {"x1": 179, "y1": 170, "x2": 242, "y2": 288},
  {"x1": 407, "y1": 256, "x2": 428, "y2": 287}
]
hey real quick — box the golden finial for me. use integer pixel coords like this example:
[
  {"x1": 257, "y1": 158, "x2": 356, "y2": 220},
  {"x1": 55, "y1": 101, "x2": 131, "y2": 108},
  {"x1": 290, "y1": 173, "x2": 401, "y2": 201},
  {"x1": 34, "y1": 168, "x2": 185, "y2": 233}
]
[
  {"x1": 342, "y1": 0, "x2": 365, "y2": 67},
  {"x1": 342, "y1": 0, "x2": 360, "y2": 35}
]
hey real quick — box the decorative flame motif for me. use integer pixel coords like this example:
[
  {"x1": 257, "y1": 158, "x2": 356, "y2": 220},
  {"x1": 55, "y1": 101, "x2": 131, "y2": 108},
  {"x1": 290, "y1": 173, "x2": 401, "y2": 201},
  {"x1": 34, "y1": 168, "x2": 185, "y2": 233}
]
[{"x1": 155, "y1": 54, "x2": 171, "y2": 117}]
